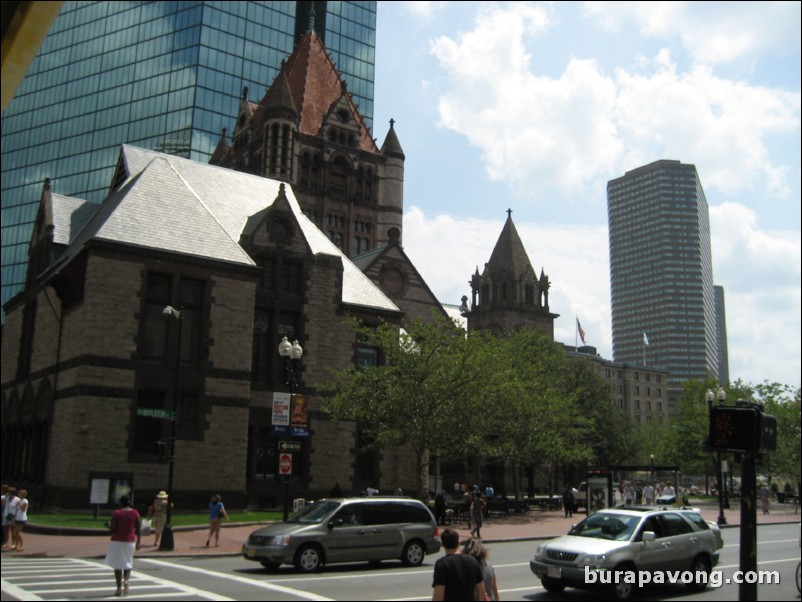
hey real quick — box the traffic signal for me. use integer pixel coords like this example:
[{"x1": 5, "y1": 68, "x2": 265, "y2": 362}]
[{"x1": 709, "y1": 404, "x2": 777, "y2": 454}]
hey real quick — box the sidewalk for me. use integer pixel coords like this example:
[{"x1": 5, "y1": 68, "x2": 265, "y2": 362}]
[{"x1": 2, "y1": 500, "x2": 799, "y2": 561}]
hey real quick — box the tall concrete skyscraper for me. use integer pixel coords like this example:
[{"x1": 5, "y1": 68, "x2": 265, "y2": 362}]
[
  {"x1": 714, "y1": 285, "x2": 730, "y2": 385},
  {"x1": 1, "y1": 1, "x2": 377, "y2": 315},
  {"x1": 607, "y1": 160, "x2": 719, "y2": 384}
]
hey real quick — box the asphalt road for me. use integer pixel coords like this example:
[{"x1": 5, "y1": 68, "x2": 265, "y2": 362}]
[{"x1": 2, "y1": 524, "x2": 799, "y2": 601}]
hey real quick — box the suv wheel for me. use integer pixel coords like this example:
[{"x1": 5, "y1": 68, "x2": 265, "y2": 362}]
[
  {"x1": 540, "y1": 576, "x2": 565, "y2": 593},
  {"x1": 402, "y1": 540, "x2": 425, "y2": 566},
  {"x1": 295, "y1": 544, "x2": 323, "y2": 572},
  {"x1": 686, "y1": 555, "x2": 711, "y2": 592},
  {"x1": 611, "y1": 564, "x2": 637, "y2": 601}
]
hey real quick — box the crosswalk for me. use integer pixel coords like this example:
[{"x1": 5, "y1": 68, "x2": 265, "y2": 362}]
[{"x1": 0, "y1": 557, "x2": 234, "y2": 601}]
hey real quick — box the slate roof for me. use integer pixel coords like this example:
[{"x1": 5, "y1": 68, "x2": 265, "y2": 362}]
[
  {"x1": 51, "y1": 194, "x2": 95, "y2": 246},
  {"x1": 485, "y1": 212, "x2": 537, "y2": 278},
  {"x1": 49, "y1": 145, "x2": 400, "y2": 313}
]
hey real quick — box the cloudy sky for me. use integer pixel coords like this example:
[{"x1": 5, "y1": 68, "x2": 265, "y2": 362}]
[{"x1": 371, "y1": 1, "x2": 801, "y2": 388}]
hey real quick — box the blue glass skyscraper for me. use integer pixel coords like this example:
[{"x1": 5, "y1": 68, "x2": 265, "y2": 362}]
[{"x1": 1, "y1": 1, "x2": 377, "y2": 316}]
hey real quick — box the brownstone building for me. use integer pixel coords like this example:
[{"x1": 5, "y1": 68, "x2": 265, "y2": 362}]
[
  {"x1": 0, "y1": 144, "x2": 427, "y2": 509},
  {"x1": 1, "y1": 29, "x2": 449, "y2": 509}
]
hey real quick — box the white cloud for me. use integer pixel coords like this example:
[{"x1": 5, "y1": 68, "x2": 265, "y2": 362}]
[
  {"x1": 583, "y1": 1, "x2": 801, "y2": 64},
  {"x1": 429, "y1": 7, "x2": 800, "y2": 204}
]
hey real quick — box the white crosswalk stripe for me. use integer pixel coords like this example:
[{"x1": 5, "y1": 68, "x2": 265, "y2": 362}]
[{"x1": 0, "y1": 557, "x2": 234, "y2": 601}]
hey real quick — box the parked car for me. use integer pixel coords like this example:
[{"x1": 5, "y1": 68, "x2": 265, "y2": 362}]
[
  {"x1": 530, "y1": 506, "x2": 723, "y2": 600},
  {"x1": 242, "y1": 497, "x2": 441, "y2": 572}
]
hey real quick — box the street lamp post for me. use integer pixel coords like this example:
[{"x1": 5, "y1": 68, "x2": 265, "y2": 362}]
[
  {"x1": 160, "y1": 305, "x2": 182, "y2": 551},
  {"x1": 278, "y1": 336, "x2": 303, "y2": 521},
  {"x1": 706, "y1": 387, "x2": 727, "y2": 526}
]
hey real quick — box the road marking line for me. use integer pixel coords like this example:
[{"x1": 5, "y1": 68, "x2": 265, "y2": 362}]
[{"x1": 141, "y1": 558, "x2": 335, "y2": 601}]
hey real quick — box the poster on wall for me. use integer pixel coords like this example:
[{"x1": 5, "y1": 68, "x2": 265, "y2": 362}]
[
  {"x1": 272, "y1": 392, "x2": 291, "y2": 436},
  {"x1": 291, "y1": 394, "x2": 309, "y2": 437}
]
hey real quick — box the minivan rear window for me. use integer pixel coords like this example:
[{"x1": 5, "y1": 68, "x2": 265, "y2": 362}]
[{"x1": 365, "y1": 502, "x2": 432, "y2": 525}]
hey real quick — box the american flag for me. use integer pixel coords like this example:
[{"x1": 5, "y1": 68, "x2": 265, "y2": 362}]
[{"x1": 576, "y1": 319, "x2": 586, "y2": 345}]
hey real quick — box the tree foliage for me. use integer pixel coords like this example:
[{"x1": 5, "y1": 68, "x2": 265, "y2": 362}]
[{"x1": 323, "y1": 317, "x2": 639, "y2": 499}]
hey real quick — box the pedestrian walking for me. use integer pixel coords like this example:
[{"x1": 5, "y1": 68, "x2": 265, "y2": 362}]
[
  {"x1": 470, "y1": 491, "x2": 486, "y2": 539},
  {"x1": 760, "y1": 483, "x2": 771, "y2": 515},
  {"x1": 150, "y1": 491, "x2": 171, "y2": 547},
  {"x1": 206, "y1": 494, "x2": 229, "y2": 547},
  {"x1": 104, "y1": 494, "x2": 141, "y2": 597},
  {"x1": 463, "y1": 537, "x2": 501, "y2": 601},
  {"x1": 2, "y1": 487, "x2": 19, "y2": 551},
  {"x1": 431, "y1": 529, "x2": 486, "y2": 601},
  {"x1": 11, "y1": 489, "x2": 29, "y2": 551},
  {"x1": 562, "y1": 486, "x2": 574, "y2": 518},
  {"x1": 644, "y1": 483, "x2": 655, "y2": 505},
  {"x1": 435, "y1": 490, "x2": 448, "y2": 525},
  {"x1": 1, "y1": 485, "x2": 15, "y2": 550}
]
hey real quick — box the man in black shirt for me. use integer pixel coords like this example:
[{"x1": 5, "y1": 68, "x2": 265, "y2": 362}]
[{"x1": 432, "y1": 529, "x2": 485, "y2": 601}]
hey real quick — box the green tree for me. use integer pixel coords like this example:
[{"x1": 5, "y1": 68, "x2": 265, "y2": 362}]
[
  {"x1": 755, "y1": 382, "x2": 801, "y2": 489},
  {"x1": 481, "y1": 328, "x2": 588, "y2": 497},
  {"x1": 322, "y1": 315, "x2": 494, "y2": 501}
]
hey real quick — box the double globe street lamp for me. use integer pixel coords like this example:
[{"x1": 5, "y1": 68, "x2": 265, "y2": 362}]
[
  {"x1": 278, "y1": 336, "x2": 303, "y2": 521},
  {"x1": 159, "y1": 305, "x2": 183, "y2": 551}
]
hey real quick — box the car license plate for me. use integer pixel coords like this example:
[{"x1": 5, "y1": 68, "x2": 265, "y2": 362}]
[
  {"x1": 547, "y1": 567, "x2": 562, "y2": 578},
  {"x1": 246, "y1": 549, "x2": 255, "y2": 558}
]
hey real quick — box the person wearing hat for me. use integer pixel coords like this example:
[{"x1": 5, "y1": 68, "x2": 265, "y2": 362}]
[{"x1": 150, "y1": 491, "x2": 171, "y2": 548}]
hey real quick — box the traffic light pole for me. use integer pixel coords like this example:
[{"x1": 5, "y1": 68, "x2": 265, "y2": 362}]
[{"x1": 739, "y1": 453, "x2": 757, "y2": 602}]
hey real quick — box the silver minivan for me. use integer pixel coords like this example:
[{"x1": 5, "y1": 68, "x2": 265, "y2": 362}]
[{"x1": 242, "y1": 497, "x2": 441, "y2": 572}]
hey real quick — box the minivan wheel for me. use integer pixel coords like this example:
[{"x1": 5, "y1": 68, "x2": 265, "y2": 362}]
[
  {"x1": 402, "y1": 541, "x2": 425, "y2": 566},
  {"x1": 295, "y1": 544, "x2": 323, "y2": 572}
]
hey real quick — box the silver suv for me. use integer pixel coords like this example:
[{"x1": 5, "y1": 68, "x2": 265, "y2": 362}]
[
  {"x1": 530, "y1": 506, "x2": 723, "y2": 600},
  {"x1": 243, "y1": 497, "x2": 441, "y2": 572}
]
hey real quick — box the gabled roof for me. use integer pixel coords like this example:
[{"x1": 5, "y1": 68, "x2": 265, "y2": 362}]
[
  {"x1": 48, "y1": 145, "x2": 400, "y2": 313},
  {"x1": 256, "y1": 31, "x2": 379, "y2": 153},
  {"x1": 485, "y1": 211, "x2": 537, "y2": 279}
]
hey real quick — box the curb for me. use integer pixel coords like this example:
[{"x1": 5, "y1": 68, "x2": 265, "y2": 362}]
[{"x1": 24, "y1": 521, "x2": 272, "y2": 537}]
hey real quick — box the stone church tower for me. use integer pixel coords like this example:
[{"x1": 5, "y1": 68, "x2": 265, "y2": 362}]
[
  {"x1": 211, "y1": 28, "x2": 404, "y2": 258},
  {"x1": 464, "y1": 210, "x2": 559, "y2": 338}
]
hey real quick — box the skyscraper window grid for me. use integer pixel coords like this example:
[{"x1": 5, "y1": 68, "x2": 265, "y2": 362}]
[{"x1": 0, "y1": 1, "x2": 377, "y2": 318}]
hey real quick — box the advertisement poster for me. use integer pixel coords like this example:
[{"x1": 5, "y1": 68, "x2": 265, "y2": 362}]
[
  {"x1": 272, "y1": 392, "x2": 291, "y2": 436},
  {"x1": 291, "y1": 394, "x2": 309, "y2": 437}
]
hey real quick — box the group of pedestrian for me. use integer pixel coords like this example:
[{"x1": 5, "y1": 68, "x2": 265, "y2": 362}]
[
  {"x1": 431, "y1": 529, "x2": 501, "y2": 601},
  {"x1": 1, "y1": 484, "x2": 29, "y2": 552},
  {"x1": 101, "y1": 491, "x2": 229, "y2": 596}
]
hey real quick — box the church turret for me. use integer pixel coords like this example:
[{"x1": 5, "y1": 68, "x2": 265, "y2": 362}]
[
  {"x1": 465, "y1": 210, "x2": 559, "y2": 338},
  {"x1": 378, "y1": 118, "x2": 405, "y2": 244}
]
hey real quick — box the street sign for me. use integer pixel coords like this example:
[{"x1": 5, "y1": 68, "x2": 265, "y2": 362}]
[
  {"x1": 278, "y1": 441, "x2": 302, "y2": 452},
  {"x1": 279, "y1": 453, "x2": 292, "y2": 475},
  {"x1": 136, "y1": 407, "x2": 174, "y2": 420}
]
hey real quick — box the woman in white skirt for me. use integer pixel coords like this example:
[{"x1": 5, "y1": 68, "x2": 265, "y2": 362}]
[{"x1": 104, "y1": 495, "x2": 141, "y2": 596}]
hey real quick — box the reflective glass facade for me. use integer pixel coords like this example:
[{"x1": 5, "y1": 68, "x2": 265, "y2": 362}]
[
  {"x1": 1, "y1": 1, "x2": 377, "y2": 316},
  {"x1": 607, "y1": 160, "x2": 719, "y2": 384}
]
